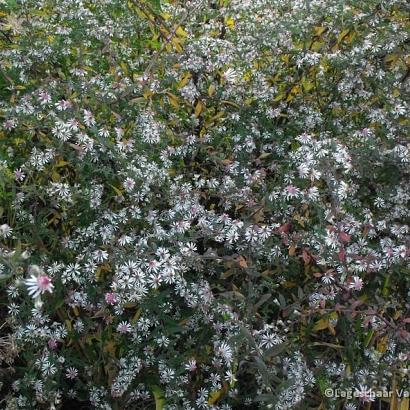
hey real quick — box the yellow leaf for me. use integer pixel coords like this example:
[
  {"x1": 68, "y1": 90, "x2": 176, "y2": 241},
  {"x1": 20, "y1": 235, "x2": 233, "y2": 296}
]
[
  {"x1": 293, "y1": 213, "x2": 305, "y2": 227},
  {"x1": 399, "y1": 398, "x2": 409, "y2": 410},
  {"x1": 392, "y1": 88, "x2": 400, "y2": 97},
  {"x1": 56, "y1": 160, "x2": 69, "y2": 167},
  {"x1": 310, "y1": 41, "x2": 323, "y2": 51},
  {"x1": 337, "y1": 29, "x2": 350, "y2": 43},
  {"x1": 314, "y1": 26, "x2": 326, "y2": 36},
  {"x1": 281, "y1": 54, "x2": 289, "y2": 63},
  {"x1": 177, "y1": 72, "x2": 191, "y2": 88},
  {"x1": 252, "y1": 207, "x2": 264, "y2": 223},
  {"x1": 143, "y1": 89, "x2": 153, "y2": 99},
  {"x1": 377, "y1": 336, "x2": 388, "y2": 353},
  {"x1": 393, "y1": 310, "x2": 402, "y2": 320},
  {"x1": 194, "y1": 100, "x2": 204, "y2": 117},
  {"x1": 329, "y1": 311, "x2": 338, "y2": 320},
  {"x1": 123, "y1": 302, "x2": 138, "y2": 309},
  {"x1": 130, "y1": 96, "x2": 145, "y2": 105},
  {"x1": 224, "y1": 17, "x2": 235, "y2": 29},
  {"x1": 274, "y1": 93, "x2": 285, "y2": 102},
  {"x1": 208, "y1": 388, "x2": 224, "y2": 405},
  {"x1": 132, "y1": 307, "x2": 142, "y2": 324},
  {"x1": 390, "y1": 377, "x2": 399, "y2": 410},
  {"x1": 208, "y1": 83, "x2": 216, "y2": 97},
  {"x1": 345, "y1": 31, "x2": 356, "y2": 44},
  {"x1": 328, "y1": 322, "x2": 336, "y2": 336},
  {"x1": 171, "y1": 37, "x2": 183, "y2": 53},
  {"x1": 221, "y1": 100, "x2": 240, "y2": 109},
  {"x1": 160, "y1": 12, "x2": 171, "y2": 20},
  {"x1": 119, "y1": 62, "x2": 129, "y2": 76},
  {"x1": 385, "y1": 53, "x2": 399, "y2": 65},
  {"x1": 65, "y1": 320, "x2": 72, "y2": 332},
  {"x1": 166, "y1": 92, "x2": 180, "y2": 109},
  {"x1": 291, "y1": 85, "x2": 300, "y2": 94},
  {"x1": 95, "y1": 266, "x2": 102, "y2": 282},
  {"x1": 243, "y1": 71, "x2": 252, "y2": 81},
  {"x1": 110, "y1": 184, "x2": 123, "y2": 196},
  {"x1": 301, "y1": 79, "x2": 315, "y2": 92},
  {"x1": 364, "y1": 329, "x2": 374, "y2": 347},
  {"x1": 51, "y1": 171, "x2": 60, "y2": 182},
  {"x1": 175, "y1": 26, "x2": 188, "y2": 38},
  {"x1": 259, "y1": 152, "x2": 271, "y2": 159},
  {"x1": 207, "y1": 111, "x2": 225, "y2": 125},
  {"x1": 47, "y1": 210, "x2": 61, "y2": 226},
  {"x1": 313, "y1": 318, "x2": 329, "y2": 331}
]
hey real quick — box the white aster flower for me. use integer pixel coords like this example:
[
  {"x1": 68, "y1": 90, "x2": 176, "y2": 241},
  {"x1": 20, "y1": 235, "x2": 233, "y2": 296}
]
[
  {"x1": 0, "y1": 224, "x2": 13, "y2": 238},
  {"x1": 347, "y1": 276, "x2": 363, "y2": 291},
  {"x1": 222, "y1": 68, "x2": 238, "y2": 84},
  {"x1": 25, "y1": 272, "x2": 54, "y2": 298}
]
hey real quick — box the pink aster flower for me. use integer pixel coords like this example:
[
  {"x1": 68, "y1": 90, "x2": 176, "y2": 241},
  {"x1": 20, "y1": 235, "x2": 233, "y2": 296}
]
[
  {"x1": 25, "y1": 273, "x2": 54, "y2": 298},
  {"x1": 48, "y1": 339, "x2": 58, "y2": 350},
  {"x1": 105, "y1": 292, "x2": 117, "y2": 305}
]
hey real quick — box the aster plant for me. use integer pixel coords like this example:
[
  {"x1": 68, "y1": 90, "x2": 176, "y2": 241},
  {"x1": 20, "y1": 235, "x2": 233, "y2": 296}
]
[{"x1": 0, "y1": 0, "x2": 409, "y2": 409}]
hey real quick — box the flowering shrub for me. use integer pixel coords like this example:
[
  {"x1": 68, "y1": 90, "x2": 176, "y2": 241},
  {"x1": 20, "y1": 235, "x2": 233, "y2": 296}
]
[{"x1": 0, "y1": 0, "x2": 409, "y2": 409}]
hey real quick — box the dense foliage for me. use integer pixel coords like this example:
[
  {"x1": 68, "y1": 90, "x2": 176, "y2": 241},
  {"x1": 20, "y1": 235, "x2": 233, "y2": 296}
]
[{"x1": 0, "y1": 0, "x2": 409, "y2": 408}]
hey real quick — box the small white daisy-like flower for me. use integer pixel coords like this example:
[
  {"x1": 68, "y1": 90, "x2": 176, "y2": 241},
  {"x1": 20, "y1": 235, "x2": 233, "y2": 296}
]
[
  {"x1": 259, "y1": 332, "x2": 283, "y2": 349},
  {"x1": 117, "y1": 321, "x2": 132, "y2": 334},
  {"x1": 185, "y1": 358, "x2": 197, "y2": 372},
  {"x1": 14, "y1": 168, "x2": 26, "y2": 181},
  {"x1": 347, "y1": 276, "x2": 363, "y2": 291},
  {"x1": 66, "y1": 367, "x2": 78, "y2": 380},
  {"x1": 25, "y1": 273, "x2": 54, "y2": 298},
  {"x1": 123, "y1": 177, "x2": 135, "y2": 192},
  {"x1": 93, "y1": 249, "x2": 109, "y2": 263},
  {"x1": 225, "y1": 369, "x2": 237, "y2": 384},
  {"x1": 41, "y1": 361, "x2": 57, "y2": 376},
  {"x1": 0, "y1": 224, "x2": 13, "y2": 239},
  {"x1": 354, "y1": 384, "x2": 375, "y2": 402},
  {"x1": 283, "y1": 185, "x2": 301, "y2": 200},
  {"x1": 215, "y1": 341, "x2": 233, "y2": 363},
  {"x1": 222, "y1": 68, "x2": 238, "y2": 84},
  {"x1": 321, "y1": 270, "x2": 335, "y2": 284}
]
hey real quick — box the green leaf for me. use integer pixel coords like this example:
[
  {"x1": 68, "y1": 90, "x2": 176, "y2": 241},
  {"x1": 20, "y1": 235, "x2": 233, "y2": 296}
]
[
  {"x1": 152, "y1": 385, "x2": 165, "y2": 410},
  {"x1": 147, "y1": 0, "x2": 161, "y2": 11}
]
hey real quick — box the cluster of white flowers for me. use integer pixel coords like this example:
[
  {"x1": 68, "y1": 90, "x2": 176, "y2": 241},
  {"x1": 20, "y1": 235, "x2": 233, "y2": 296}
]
[{"x1": 0, "y1": 0, "x2": 409, "y2": 408}]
